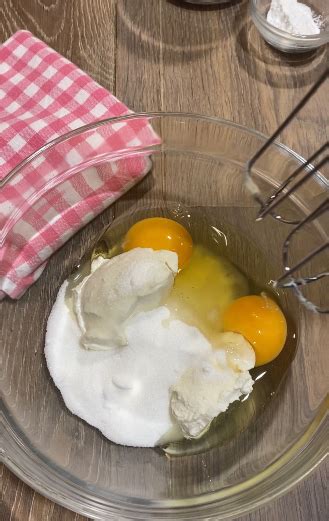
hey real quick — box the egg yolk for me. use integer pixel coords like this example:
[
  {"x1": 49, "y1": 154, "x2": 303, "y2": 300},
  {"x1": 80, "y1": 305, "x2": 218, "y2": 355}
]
[
  {"x1": 123, "y1": 217, "x2": 193, "y2": 269},
  {"x1": 222, "y1": 295, "x2": 287, "y2": 366}
]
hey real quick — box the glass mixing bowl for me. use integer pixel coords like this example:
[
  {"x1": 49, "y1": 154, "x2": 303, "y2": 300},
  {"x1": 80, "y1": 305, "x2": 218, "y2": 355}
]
[{"x1": 1, "y1": 114, "x2": 328, "y2": 520}]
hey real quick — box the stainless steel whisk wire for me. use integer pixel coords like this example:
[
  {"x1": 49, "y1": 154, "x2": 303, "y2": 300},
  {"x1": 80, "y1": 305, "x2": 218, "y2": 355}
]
[{"x1": 246, "y1": 69, "x2": 328, "y2": 313}]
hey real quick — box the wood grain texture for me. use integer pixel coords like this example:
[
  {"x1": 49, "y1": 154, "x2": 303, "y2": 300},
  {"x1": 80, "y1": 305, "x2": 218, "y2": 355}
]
[{"x1": 1, "y1": 0, "x2": 328, "y2": 520}]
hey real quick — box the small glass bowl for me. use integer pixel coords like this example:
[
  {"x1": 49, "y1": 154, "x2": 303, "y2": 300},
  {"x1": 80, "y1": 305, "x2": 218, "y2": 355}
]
[{"x1": 250, "y1": 0, "x2": 329, "y2": 53}]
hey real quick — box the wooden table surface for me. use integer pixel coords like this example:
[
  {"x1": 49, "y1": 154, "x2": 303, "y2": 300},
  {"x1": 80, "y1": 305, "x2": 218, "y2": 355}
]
[{"x1": 0, "y1": 1, "x2": 328, "y2": 520}]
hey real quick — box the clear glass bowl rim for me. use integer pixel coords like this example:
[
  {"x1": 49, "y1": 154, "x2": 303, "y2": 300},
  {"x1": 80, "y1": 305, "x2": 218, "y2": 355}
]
[
  {"x1": 250, "y1": 0, "x2": 329, "y2": 43},
  {"x1": 1, "y1": 110, "x2": 323, "y2": 187},
  {"x1": 1, "y1": 112, "x2": 328, "y2": 520}
]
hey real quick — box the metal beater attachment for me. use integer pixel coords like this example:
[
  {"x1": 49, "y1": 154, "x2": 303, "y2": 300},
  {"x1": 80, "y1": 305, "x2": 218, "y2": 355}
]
[{"x1": 246, "y1": 69, "x2": 328, "y2": 313}]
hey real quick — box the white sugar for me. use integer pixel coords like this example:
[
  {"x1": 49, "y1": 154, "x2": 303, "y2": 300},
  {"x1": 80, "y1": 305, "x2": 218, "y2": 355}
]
[{"x1": 45, "y1": 282, "x2": 212, "y2": 447}]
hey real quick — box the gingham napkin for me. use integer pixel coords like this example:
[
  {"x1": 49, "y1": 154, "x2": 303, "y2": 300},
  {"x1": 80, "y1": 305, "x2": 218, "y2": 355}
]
[{"x1": 0, "y1": 31, "x2": 159, "y2": 300}]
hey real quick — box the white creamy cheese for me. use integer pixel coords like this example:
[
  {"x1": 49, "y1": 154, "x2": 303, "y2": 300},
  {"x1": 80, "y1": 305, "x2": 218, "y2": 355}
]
[
  {"x1": 74, "y1": 248, "x2": 178, "y2": 350},
  {"x1": 170, "y1": 332, "x2": 255, "y2": 438}
]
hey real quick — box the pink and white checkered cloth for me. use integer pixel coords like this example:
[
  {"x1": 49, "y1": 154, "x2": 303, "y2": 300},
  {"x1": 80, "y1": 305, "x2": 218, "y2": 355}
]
[{"x1": 0, "y1": 31, "x2": 159, "y2": 300}]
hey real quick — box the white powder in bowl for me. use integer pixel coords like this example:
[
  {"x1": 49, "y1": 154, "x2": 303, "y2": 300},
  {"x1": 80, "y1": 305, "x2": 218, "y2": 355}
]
[{"x1": 267, "y1": 0, "x2": 321, "y2": 35}]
